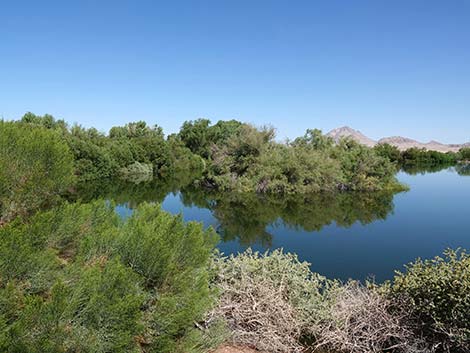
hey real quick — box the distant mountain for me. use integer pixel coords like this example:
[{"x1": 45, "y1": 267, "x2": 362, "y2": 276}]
[
  {"x1": 326, "y1": 126, "x2": 377, "y2": 147},
  {"x1": 326, "y1": 126, "x2": 468, "y2": 153}
]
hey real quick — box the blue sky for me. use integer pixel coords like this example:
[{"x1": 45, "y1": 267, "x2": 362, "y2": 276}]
[{"x1": 1, "y1": 0, "x2": 469, "y2": 143}]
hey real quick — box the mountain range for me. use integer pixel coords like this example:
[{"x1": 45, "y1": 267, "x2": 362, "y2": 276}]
[{"x1": 326, "y1": 126, "x2": 469, "y2": 153}]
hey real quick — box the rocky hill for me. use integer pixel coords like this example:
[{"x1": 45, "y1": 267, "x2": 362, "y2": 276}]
[
  {"x1": 326, "y1": 126, "x2": 377, "y2": 147},
  {"x1": 326, "y1": 126, "x2": 468, "y2": 153}
]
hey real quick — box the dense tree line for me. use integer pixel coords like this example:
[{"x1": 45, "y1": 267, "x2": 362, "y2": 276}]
[
  {"x1": 18, "y1": 112, "x2": 204, "y2": 182},
  {"x1": 374, "y1": 143, "x2": 470, "y2": 172},
  {"x1": 5, "y1": 113, "x2": 404, "y2": 194},
  {"x1": 179, "y1": 121, "x2": 403, "y2": 193},
  {"x1": 0, "y1": 114, "x2": 405, "y2": 223}
]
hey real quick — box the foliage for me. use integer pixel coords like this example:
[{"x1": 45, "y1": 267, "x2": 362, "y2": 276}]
[
  {"x1": 178, "y1": 119, "x2": 243, "y2": 159},
  {"x1": 180, "y1": 188, "x2": 397, "y2": 246},
  {"x1": 401, "y1": 148, "x2": 458, "y2": 168},
  {"x1": 189, "y1": 123, "x2": 403, "y2": 193},
  {"x1": 14, "y1": 113, "x2": 205, "y2": 183},
  {"x1": 374, "y1": 143, "x2": 402, "y2": 163},
  {"x1": 119, "y1": 161, "x2": 154, "y2": 183},
  {"x1": 209, "y1": 249, "x2": 433, "y2": 353},
  {"x1": 162, "y1": 136, "x2": 206, "y2": 177},
  {"x1": 334, "y1": 139, "x2": 402, "y2": 191},
  {"x1": 0, "y1": 201, "x2": 219, "y2": 353},
  {"x1": 12, "y1": 113, "x2": 405, "y2": 194},
  {"x1": 0, "y1": 121, "x2": 74, "y2": 222},
  {"x1": 209, "y1": 249, "x2": 470, "y2": 353},
  {"x1": 374, "y1": 143, "x2": 468, "y2": 175},
  {"x1": 459, "y1": 147, "x2": 470, "y2": 160},
  {"x1": 389, "y1": 249, "x2": 470, "y2": 352}
]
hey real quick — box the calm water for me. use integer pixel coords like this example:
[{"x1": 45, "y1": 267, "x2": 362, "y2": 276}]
[{"x1": 84, "y1": 167, "x2": 470, "y2": 282}]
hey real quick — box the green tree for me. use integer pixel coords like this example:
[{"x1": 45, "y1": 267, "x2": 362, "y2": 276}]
[
  {"x1": 178, "y1": 119, "x2": 212, "y2": 158},
  {"x1": 459, "y1": 147, "x2": 470, "y2": 160},
  {"x1": 373, "y1": 143, "x2": 402, "y2": 163}
]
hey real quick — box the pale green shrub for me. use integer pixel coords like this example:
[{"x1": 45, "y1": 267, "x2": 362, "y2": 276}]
[
  {"x1": 119, "y1": 161, "x2": 154, "y2": 183},
  {"x1": 210, "y1": 249, "x2": 334, "y2": 352},
  {"x1": 390, "y1": 249, "x2": 470, "y2": 352}
]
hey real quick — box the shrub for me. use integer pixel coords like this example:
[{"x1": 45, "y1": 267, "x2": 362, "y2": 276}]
[
  {"x1": 0, "y1": 201, "x2": 220, "y2": 353},
  {"x1": 119, "y1": 161, "x2": 154, "y2": 183},
  {"x1": 0, "y1": 221, "x2": 60, "y2": 294},
  {"x1": 116, "y1": 203, "x2": 219, "y2": 352},
  {"x1": 314, "y1": 282, "x2": 414, "y2": 353},
  {"x1": 389, "y1": 249, "x2": 470, "y2": 352},
  {"x1": 64, "y1": 259, "x2": 144, "y2": 353},
  {"x1": 209, "y1": 249, "x2": 332, "y2": 353},
  {"x1": 459, "y1": 147, "x2": 470, "y2": 161},
  {"x1": 0, "y1": 121, "x2": 74, "y2": 222},
  {"x1": 0, "y1": 261, "x2": 144, "y2": 353}
]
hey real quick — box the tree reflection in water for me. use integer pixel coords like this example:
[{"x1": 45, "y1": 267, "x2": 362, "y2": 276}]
[
  {"x1": 455, "y1": 163, "x2": 470, "y2": 176},
  {"x1": 179, "y1": 189, "x2": 397, "y2": 247},
  {"x1": 73, "y1": 174, "x2": 401, "y2": 248}
]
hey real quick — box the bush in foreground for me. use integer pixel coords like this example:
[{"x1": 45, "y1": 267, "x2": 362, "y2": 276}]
[
  {"x1": 210, "y1": 249, "x2": 469, "y2": 353},
  {"x1": 389, "y1": 249, "x2": 470, "y2": 352},
  {"x1": 0, "y1": 201, "x2": 219, "y2": 353},
  {"x1": 209, "y1": 249, "x2": 332, "y2": 353},
  {"x1": 1, "y1": 196, "x2": 468, "y2": 352},
  {"x1": 314, "y1": 282, "x2": 417, "y2": 353}
]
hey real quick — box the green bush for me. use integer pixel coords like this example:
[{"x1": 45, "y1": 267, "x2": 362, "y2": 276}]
[
  {"x1": 0, "y1": 201, "x2": 219, "y2": 353},
  {"x1": 116, "y1": 203, "x2": 219, "y2": 352},
  {"x1": 0, "y1": 262, "x2": 143, "y2": 353},
  {"x1": 198, "y1": 123, "x2": 403, "y2": 193},
  {"x1": 119, "y1": 161, "x2": 154, "y2": 183},
  {"x1": 0, "y1": 121, "x2": 74, "y2": 222},
  {"x1": 0, "y1": 221, "x2": 59, "y2": 294},
  {"x1": 64, "y1": 260, "x2": 144, "y2": 353},
  {"x1": 459, "y1": 147, "x2": 470, "y2": 161},
  {"x1": 389, "y1": 249, "x2": 470, "y2": 351}
]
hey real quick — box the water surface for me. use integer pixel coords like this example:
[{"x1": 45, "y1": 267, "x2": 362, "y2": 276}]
[{"x1": 81, "y1": 167, "x2": 470, "y2": 282}]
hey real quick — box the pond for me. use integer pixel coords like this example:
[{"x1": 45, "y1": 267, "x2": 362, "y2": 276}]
[{"x1": 76, "y1": 167, "x2": 470, "y2": 282}]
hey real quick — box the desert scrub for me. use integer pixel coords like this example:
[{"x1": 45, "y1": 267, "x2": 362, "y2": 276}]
[
  {"x1": 314, "y1": 281, "x2": 417, "y2": 353},
  {"x1": 389, "y1": 249, "x2": 470, "y2": 352},
  {"x1": 208, "y1": 249, "x2": 442, "y2": 353},
  {"x1": 208, "y1": 249, "x2": 336, "y2": 353}
]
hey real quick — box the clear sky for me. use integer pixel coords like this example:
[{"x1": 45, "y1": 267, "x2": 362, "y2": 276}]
[{"x1": 1, "y1": 0, "x2": 469, "y2": 143}]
